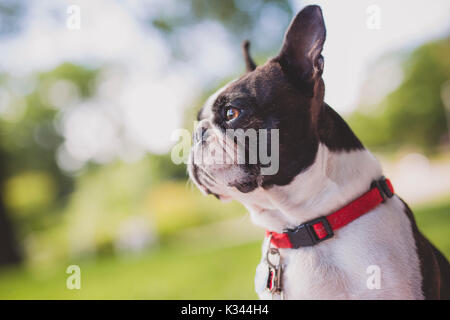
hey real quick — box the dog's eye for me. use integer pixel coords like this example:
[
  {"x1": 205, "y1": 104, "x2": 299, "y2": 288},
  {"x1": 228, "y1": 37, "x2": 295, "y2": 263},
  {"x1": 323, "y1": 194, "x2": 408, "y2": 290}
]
[{"x1": 225, "y1": 107, "x2": 240, "y2": 121}]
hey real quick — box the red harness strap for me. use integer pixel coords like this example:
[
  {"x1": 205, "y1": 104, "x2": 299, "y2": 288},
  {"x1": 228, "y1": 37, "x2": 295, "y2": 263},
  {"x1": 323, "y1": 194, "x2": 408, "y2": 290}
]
[{"x1": 266, "y1": 177, "x2": 394, "y2": 249}]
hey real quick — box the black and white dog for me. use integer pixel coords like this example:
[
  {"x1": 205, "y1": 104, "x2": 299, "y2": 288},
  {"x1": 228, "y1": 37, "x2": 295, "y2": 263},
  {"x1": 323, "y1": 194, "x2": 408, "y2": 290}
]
[{"x1": 188, "y1": 5, "x2": 450, "y2": 299}]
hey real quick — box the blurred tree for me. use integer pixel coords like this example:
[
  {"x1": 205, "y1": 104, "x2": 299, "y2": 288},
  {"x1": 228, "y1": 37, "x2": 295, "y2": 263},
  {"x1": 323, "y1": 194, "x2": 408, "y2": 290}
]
[
  {"x1": 150, "y1": 0, "x2": 292, "y2": 34},
  {"x1": 147, "y1": 0, "x2": 293, "y2": 64},
  {"x1": 0, "y1": 63, "x2": 98, "y2": 265},
  {"x1": 0, "y1": 148, "x2": 21, "y2": 266},
  {"x1": 0, "y1": 0, "x2": 26, "y2": 39},
  {"x1": 148, "y1": 153, "x2": 188, "y2": 182},
  {"x1": 0, "y1": 0, "x2": 27, "y2": 267},
  {"x1": 349, "y1": 38, "x2": 450, "y2": 153}
]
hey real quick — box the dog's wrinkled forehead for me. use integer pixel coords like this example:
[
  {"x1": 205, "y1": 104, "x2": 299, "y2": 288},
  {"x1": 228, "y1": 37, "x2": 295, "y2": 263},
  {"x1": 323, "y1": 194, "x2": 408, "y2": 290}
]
[
  {"x1": 197, "y1": 62, "x2": 292, "y2": 124},
  {"x1": 197, "y1": 81, "x2": 232, "y2": 121}
]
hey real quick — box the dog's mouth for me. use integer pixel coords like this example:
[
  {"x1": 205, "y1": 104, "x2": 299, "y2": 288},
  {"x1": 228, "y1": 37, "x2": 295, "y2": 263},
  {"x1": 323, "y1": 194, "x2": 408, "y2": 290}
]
[
  {"x1": 229, "y1": 164, "x2": 260, "y2": 193},
  {"x1": 189, "y1": 156, "x2": 260, "y2": 198},
  {"x1": 188, "y1": 119, "x2": 263, "y2": 197},
  {"x1": 189, "y1": 162, "x2": 216, "y2": 195},
  {"x1": 233, "y1": 179, "x2": 258, "y2": 193}
]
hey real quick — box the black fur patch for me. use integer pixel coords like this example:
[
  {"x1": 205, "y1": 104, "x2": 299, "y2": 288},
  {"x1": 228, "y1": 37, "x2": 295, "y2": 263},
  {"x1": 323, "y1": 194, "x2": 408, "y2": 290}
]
[
  {"x1": 401, "y1": 198, "x2": 450, "y2": 299},
  {"x1": 197, "y1": 5, "x2": 364, "y2": 192},
  {"x1": 201, "y1": 60, "x2": 363, "y2": 190}
]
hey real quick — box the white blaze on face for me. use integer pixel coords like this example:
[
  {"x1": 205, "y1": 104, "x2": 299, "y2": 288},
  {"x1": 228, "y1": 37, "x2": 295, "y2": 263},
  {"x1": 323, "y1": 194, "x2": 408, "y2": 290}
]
[{"x1": 189, "y1": 79, "x2": 254, "y2": 196}]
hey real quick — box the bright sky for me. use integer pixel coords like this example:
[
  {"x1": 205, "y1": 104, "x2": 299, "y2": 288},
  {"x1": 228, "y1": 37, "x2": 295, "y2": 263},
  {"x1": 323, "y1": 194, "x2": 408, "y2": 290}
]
[
  {"x1": 299, "y1": 0, "x2": 450, "y2": 113},
  {"x1": 0, "y1": 0, "x2": 448, "y2": 165}
]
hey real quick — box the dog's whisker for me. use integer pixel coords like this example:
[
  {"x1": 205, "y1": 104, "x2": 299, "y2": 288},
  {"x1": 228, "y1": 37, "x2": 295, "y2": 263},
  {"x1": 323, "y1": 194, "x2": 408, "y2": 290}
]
[{"x1": 196, "y1": 166, "x2": 217, "y2": 184}]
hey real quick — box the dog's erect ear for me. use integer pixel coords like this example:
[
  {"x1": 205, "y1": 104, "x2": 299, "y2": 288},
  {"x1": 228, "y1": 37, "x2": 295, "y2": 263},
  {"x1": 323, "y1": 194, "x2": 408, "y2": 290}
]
[
  {"x1": 241, "y1": 40, "x2": 257, "y2": 72},
  {"x1": 277, "y1": 5, "x2": 326, "y2": 86}
]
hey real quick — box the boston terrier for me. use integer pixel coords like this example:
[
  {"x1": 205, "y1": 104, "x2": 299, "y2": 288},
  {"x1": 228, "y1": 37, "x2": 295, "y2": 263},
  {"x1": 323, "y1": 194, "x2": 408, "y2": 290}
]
[{"x1": 188, "y1": 5, "x2": 450, "y2": 299}]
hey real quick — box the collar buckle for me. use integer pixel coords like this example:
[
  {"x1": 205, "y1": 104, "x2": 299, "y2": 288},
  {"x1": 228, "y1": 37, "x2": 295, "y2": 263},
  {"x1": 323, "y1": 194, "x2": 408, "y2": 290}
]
[
  {"x1": 287, "y1": 216, "x2": 334, "y2": 248},
  {"x1": 371, "y1": 176, "x2": 394, "y2": 202}
]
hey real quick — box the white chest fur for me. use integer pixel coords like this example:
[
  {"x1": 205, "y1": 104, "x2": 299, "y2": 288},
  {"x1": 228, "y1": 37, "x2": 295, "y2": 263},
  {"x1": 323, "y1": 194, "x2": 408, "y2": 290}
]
[
  {"x1": 255, "y1": 196, "x2": 423, "y2": 299},
  {"x1": 249, "y1": 146, "x2": 423, "y2": 299}
]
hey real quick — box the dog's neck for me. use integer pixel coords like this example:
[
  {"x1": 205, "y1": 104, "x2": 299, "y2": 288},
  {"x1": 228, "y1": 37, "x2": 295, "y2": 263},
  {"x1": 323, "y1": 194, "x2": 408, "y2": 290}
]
[{"x1": 238, "y1": 144, "x2": 383, "y2": 232}]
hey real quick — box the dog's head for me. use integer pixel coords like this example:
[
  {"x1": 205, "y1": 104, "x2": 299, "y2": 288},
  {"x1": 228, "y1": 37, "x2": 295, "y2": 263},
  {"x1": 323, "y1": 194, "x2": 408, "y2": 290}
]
[{"x1": 188, "y1": 5, "x2": 335, "y2": 200}]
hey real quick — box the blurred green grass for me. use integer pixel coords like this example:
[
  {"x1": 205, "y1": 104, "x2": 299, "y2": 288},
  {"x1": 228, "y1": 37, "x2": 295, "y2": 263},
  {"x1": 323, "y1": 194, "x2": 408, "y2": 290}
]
[
  {"x1": 0, "y1": 197, "x2": 448, "y2": 299},
  {"x1": 0, "y1": 241, "x2": 261, "y2": 299},
  {"x1": 414, "y1": 198, "x2": 450, "y2": 257}
]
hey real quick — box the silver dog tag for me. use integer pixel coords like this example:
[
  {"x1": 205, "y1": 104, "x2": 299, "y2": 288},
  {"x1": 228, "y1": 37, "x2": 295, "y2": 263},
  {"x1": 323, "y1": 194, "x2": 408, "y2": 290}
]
[
  {"x1": 266, "y1": 264, "x2": 283, "y2": 294},
  {"x1": 265, "y1": 243, "x2": 283, "y2": 298}
]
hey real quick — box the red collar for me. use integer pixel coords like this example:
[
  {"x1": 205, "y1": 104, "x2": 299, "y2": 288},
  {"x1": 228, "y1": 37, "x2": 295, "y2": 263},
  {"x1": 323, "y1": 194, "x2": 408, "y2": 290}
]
[{"x1": 266, "y1": 177, "x2": 394, "y2": 249}]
